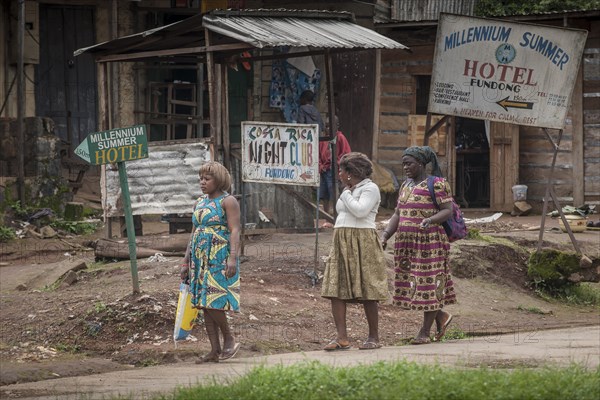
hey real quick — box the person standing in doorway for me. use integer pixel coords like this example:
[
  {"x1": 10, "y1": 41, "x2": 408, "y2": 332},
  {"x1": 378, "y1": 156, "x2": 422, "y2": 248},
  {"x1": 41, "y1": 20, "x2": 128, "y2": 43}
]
[{"x1": 297, "y1": 89, "x2": 325, "y2": 132}]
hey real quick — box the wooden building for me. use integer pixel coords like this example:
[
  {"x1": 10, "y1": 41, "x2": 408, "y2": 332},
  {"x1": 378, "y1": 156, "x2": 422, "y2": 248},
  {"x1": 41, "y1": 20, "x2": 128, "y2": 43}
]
[
  {"x1": 2, "y1": 0, "x2": 597, "y2": 219},
  {"x1": 375, "y1": 6, "x2": 599, "y2": 212}
]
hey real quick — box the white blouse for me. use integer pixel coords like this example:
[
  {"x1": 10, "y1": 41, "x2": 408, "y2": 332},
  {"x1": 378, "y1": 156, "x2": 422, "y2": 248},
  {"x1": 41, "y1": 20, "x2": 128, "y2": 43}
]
[{"x1": 334, "y1": 178, "x2": 381, "y2": 229}]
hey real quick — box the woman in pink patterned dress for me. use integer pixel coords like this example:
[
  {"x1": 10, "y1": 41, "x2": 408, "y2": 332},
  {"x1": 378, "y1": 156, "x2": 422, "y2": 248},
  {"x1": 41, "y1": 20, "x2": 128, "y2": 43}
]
[{"x1": 381, "y1": 146, "x2": 456, "y2": 344}]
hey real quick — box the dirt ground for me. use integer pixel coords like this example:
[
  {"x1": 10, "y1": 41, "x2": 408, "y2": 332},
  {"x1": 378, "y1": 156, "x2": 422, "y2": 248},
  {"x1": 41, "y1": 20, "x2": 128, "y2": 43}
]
[{"x1": 1, "y1": 210, "x2": 599, "y2": 387}]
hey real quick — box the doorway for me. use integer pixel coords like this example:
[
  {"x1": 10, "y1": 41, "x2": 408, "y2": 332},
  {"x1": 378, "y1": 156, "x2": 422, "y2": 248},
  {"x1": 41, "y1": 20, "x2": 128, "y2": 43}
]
[
  {"x1": 35, "y1": 4, "x2": 97, "y2": 151},
  {"x1": 454, "y1": 118, "x2": 490, "y2": 208}
]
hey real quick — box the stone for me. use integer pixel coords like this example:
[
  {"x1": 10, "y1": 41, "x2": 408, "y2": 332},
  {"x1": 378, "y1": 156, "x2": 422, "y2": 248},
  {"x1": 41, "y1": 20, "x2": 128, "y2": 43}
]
[{"x1": 40, "y1": 226, "x2": 57, "y2": 238}]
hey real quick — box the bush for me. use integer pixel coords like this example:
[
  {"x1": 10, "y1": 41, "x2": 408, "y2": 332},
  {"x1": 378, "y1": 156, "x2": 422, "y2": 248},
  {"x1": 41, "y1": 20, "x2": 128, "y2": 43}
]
[{"x1": 0, "y1": 226, "x2": 16, "y2": 242}]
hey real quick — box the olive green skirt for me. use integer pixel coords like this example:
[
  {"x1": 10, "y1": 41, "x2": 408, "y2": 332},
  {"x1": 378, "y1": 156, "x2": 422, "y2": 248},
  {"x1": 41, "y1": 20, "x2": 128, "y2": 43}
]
[{"x1": 321, "y1": 228, "x2": 389, "y2": 302}]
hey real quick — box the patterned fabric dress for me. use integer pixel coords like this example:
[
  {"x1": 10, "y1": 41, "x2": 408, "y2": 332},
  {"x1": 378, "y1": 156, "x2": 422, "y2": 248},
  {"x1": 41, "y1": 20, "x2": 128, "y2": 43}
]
[
  {"x1": 189, "y1": 193, "x2": 240, "y2": 312},
  {"x1": 392, "y1": 177, "x2": 456, "y2": 311}
]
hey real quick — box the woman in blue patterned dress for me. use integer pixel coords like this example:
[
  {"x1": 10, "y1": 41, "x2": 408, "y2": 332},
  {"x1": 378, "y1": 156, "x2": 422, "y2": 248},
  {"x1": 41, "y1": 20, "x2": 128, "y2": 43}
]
[
  {"x1": 381, "y1": 146, "x2": 456, "y2": 345},
  {"x1": 181, "y1": 162, "x2": 241, "y2": 363}
]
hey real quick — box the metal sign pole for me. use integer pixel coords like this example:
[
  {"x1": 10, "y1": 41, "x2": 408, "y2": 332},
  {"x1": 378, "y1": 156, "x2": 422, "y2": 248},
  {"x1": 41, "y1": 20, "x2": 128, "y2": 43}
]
[
  {"x1": 117, "y1": 161, "x2": 140, "y2": 294},
  {"x1": 241, "y1": 180, "x2": 246, "y2": 256},
  {"x1": 315, "y1": 186, "x2": 320, "y2": 277}
]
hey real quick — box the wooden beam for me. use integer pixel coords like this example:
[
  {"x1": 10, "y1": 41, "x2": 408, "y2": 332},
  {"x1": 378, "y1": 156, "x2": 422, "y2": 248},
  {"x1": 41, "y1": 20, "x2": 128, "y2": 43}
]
[
  {"x1": 572, "y1": 63, "x2": 584, "y2": 206},
  {"x1": 278, "y1": 185, "x2": 335, "y2": 224},
  {"x1": 96, "y1": 43, "x2": 253, "y2": 63},
  {"x1": 372, "y1": 49, "x2": 381, "y2": 160},
  {"x1": 423, "y1": 115, "x2": 450, "y2": 145},
  {"x1": 222, "y1": 63, "x2": 231, "y2": 170},
  {"x1": 206, "y1": 29, "x2": 218, "y2": 154}
]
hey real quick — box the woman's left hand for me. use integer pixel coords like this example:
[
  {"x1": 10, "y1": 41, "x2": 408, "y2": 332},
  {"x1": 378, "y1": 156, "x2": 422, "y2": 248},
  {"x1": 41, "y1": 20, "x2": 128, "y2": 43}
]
[
  {"x1": 224, "y1": 259, "x2": 237, "y2": 279},
  {"x1": 420, "y1": 217, "x2": 432, "y2": 229}
]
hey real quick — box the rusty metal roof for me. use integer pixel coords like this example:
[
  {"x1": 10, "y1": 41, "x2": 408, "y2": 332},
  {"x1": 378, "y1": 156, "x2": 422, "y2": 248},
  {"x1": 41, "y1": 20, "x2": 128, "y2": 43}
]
[
  {"x1": 203, "y1": 10, "x2": 406, "y2": 49},
  {"x1": 74, "y1": 9, "x2": 406, "y2": 59},
  {"x1": 391, "y1": 0, "x2": 475, "y2": 21}
]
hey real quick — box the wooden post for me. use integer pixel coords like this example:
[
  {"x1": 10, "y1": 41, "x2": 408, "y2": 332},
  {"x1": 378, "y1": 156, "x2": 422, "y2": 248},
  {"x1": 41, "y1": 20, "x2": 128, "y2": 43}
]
[
  {"x1": 205, "y1": 29, "x2": 218, "y2": 154},
  {"x1": 196, "y1": 61, "x2": 204, "y2": 138},
  {"x1": 371, "y1": 49, "x2": 381, "y2": 160},
  {"x1": 16, "y1": 0, "x2": 25, "y2": 204},
  {"x1": 536, "y1": 128, "x2": 584, "y2": 257},
  {"x1": 324, "y1": 50, "x2": 337, "y2": 216},
  {"x1": 98, "y1": 62, "x2": 111, "y2": 238},
  {"x1": 117, "y1": 161, "x2": 140, "y2": 294},
  {"x1": 572, "y1": 63, "x2": 584, "y2": 207},
  {"x1": 222, "y1": 63, "x2": 230, "y2": 170}
]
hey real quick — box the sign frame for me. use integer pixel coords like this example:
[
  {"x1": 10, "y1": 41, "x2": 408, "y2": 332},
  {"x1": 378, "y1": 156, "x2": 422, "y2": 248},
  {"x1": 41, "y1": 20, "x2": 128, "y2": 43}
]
[
  {"x1": 241, "y1": 121, "x2": 320, "y2": 187},
  {"x1": 74, "y1": 124, "x2": 148, "y2": 165},
  {"x1": 428, "y1": 13, "x2": 588, "y2": 129}
]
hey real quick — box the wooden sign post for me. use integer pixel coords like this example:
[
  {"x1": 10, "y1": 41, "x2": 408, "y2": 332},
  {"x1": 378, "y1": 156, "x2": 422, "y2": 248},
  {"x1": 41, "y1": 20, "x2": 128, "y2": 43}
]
[{"x1": 75, "y1": 124, "x2": 149, "y2": 294}]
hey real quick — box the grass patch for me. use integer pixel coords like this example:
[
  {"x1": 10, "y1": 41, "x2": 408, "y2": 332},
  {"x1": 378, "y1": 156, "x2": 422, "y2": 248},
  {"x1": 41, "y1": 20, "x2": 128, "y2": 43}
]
[
  {"x1": 559, "y1": 283, "x2": 600, "y2": 307},
  {"x1": 439, "y1": 327, "x2": 469, "y2": 341},
  {"x1": 517, "y1": 305, "x2": 547, "y2": 314},
  {"x1": 50, "y1": 220, "x2": 100, "y2": 236},
  {"x1": 531, "y1": 281, "x2": 600, "y2": 308},
  {"x1": 160, "y1": 361, "x2": 600, "y2": 400},
  {"x1": 465, "y1": 229, "x2": 530, "y2": 253},
  {"x1": 567, "y1": 282, "x2": 600, "y2": 307}
]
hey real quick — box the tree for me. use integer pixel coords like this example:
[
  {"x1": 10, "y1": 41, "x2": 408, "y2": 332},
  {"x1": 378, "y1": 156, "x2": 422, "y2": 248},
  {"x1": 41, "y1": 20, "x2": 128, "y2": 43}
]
[{"x1": 475, "y1": 0, "x2": 600, "y2": 16}]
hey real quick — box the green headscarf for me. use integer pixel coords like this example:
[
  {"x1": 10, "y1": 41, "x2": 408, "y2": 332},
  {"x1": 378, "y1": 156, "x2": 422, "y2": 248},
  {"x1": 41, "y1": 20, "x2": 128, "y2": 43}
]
[{"x1": 403, "y1": 146, "x2": 442, "y2": 177}]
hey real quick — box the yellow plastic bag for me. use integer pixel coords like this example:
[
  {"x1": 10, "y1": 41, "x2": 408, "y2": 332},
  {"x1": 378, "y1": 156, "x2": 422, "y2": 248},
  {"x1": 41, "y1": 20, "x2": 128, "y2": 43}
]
[{"x1": 173, "y1": 283, "x2": 199, "y2": 345}]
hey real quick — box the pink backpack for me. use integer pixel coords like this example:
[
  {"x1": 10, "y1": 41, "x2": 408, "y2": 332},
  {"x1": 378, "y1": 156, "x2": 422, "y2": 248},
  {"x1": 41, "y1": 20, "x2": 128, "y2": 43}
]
[{"x1": 427, "y1": 176, "x2": 468, "y2": 242}]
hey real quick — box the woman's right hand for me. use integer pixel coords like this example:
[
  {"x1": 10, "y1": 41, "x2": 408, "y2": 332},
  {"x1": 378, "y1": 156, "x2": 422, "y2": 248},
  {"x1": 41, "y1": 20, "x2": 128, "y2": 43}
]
[
  {"x1": 380, "y1": 232, "x2": 390, "y2": 249},
  {"x1": 180, "y1": 262, "x2": 189, "y2": 283}
]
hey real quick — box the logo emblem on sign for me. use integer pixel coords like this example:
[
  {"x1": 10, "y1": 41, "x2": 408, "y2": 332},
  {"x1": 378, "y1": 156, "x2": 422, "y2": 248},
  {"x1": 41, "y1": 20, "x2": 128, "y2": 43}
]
[{"x1": 496, "y1": 44, "x2": 516, "y2": 64}]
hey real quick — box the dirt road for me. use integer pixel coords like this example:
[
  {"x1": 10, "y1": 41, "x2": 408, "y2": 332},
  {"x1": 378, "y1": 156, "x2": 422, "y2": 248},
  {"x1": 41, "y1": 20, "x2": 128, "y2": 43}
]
[
  {"x1": 1, "y1": 212, "x2": 599, "y2": 397},
  {"x1": 1, "y1": 325, "x2": 598, "y2": 400}
]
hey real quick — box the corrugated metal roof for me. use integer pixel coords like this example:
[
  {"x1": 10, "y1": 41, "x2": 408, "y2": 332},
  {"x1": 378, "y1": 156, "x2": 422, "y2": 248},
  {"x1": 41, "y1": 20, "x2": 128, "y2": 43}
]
[
  {"x1": 391, "y1": 0, "x2": 475, "y2": 21},
  {"x1": 74, "y1": 9, "x2": 407, "y2": 58},
  {"x1": 74, "y1": 14, "x2": 206, "y2": 57},
  {"x1": 104, "y1": 142, "x2": 210, "y2": 217},
  {"x1": 203, "y1": 13, "x2": 406, "y2": 49}
]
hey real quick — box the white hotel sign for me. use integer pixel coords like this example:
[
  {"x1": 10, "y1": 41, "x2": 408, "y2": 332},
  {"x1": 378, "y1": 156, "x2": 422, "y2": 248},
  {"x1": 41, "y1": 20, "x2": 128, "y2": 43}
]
[{"x1": 429, "y1": 13, "x2": 587, "y2": 129}]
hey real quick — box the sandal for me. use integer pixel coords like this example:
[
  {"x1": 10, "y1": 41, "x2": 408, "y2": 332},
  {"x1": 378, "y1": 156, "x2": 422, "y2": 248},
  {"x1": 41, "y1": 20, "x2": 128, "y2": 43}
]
[
  {"x1": 323, "y1": 340, "x2": 351, "y2": 351},
  {"x1": 409, "y1": 337, "x2": 431, "y2": 345},
  {"x1": 220, "y1": 343, "x2": 241, "y2": 360},
  {"x1": 434, "y1": 314, "x2": 454, "y2": 342},
  {"x1": 358, "y1": 341, "x2": 382, "y2": 350}
]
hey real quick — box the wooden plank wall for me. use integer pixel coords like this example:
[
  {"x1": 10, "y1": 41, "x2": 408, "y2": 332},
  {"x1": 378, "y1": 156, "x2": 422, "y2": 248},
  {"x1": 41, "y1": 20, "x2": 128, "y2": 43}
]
[
  {"x1": 520, "y1": 19, "x2": 599, "y2": 209},
  {"x1": 583, "y1": 22, "x2": 600, "y2": 207},
  {"x1": 378, "y1": 45, "x2": 438, "y2": 178}
]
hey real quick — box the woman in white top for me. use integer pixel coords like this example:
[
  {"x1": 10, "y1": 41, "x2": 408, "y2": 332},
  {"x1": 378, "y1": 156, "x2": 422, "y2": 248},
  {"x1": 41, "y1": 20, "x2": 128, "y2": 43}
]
[{"x1": 321, "y1": 152, "x2": 388, "y2": 351}]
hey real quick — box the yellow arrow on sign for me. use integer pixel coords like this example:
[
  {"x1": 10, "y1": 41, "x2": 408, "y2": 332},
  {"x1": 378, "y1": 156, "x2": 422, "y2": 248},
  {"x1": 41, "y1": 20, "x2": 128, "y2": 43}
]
[{"x1": 496, "y1": 97, "x2": 534, "y2": 111}]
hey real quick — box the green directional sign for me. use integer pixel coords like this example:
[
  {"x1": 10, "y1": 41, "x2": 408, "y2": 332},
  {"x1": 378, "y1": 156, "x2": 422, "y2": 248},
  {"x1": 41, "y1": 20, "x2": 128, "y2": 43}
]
[{"x1": 74, "y1": 125, "x2": 148, "y2": 165}]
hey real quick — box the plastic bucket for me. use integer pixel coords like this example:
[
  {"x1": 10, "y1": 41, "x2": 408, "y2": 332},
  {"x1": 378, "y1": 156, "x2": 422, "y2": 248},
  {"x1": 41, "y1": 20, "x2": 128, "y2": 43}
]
[{"x1": 512, "y1": 185, "x2": 528, "y2": 201}]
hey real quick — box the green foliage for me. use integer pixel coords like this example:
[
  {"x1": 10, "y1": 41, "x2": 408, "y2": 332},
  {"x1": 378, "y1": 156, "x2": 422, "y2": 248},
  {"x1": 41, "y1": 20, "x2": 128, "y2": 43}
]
[
  {"x1": 528, "y1": 249, "x2": 580, "y2": 289},
  {"x1": 94, "y1": 301, "x2": 108, "y2": 313},
  {"x1": 566, "y1": 283, "x2": 600, "y2": 306},
  {"x1": 0, "y1": 225, "x2": 16, "y2": 242},
  {"x1": 475, "y1": 0, "x2": 600, "y2": 16},
  {"x1": 50, "y1": 220, "x2": 99, "y2": 236},
  {"x1": 547, "y1": 283, "x2": 600, "y2": 307},
  {"x1": 163, "y1": 361, "x2": 600, "y2": 400},
  {"x1": 441, "y1": 327, "x2": 469, "y2": 341},
  {"x1": 8, "y1": 200, "x2": 34, "y2": 219},
  {"x1": 517, "y1": 305, "x2": 546, "y2": 314},
  {"x1": 54, "y1": 343, "x2": 81, "y2": 354},
  {"x1": 466, "y1": 228, "x2": 482, "y2": 240}
]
